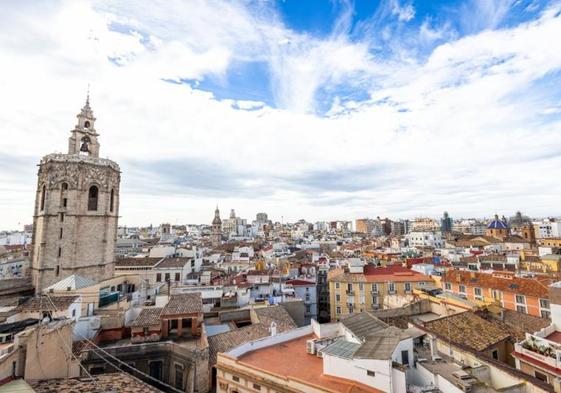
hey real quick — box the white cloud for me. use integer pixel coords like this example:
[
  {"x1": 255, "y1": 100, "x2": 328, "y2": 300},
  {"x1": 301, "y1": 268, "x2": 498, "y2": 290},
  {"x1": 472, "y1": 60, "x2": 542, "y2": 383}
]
[
  {"x1": 1, "y1": 0, "x2": 561, "y2": 228},
  {"x1": 391, "y1": 0, "x2": 416, "y2": 22}
]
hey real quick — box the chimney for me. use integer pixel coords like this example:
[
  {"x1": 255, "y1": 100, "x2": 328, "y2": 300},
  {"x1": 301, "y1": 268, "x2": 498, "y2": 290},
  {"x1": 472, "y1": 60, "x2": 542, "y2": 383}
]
[{"x1": 270, "y1": 321, "x2": 277, "y2": 337}]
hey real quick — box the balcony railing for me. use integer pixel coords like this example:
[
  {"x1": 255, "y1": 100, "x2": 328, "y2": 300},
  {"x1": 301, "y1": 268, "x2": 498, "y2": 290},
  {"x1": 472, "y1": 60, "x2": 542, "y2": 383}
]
[{"x1": 515, "y1": 342, "x2": 560, "y2": 370}]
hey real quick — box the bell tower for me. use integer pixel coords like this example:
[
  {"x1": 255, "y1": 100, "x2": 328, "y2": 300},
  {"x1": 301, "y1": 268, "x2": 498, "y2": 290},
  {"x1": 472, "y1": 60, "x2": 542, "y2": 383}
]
[
  {"x1": 68, "y1": 95, "x2": 100, "y2": 157},
  {"x1": 211, "y1": 206, "x2": 222, "y2": 247},
  {"x1": 31, "y1": 94, "x2": 121, "y2": 293}
]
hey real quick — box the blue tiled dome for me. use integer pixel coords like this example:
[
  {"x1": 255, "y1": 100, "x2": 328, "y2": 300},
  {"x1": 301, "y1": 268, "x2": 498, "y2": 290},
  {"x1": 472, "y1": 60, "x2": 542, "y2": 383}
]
[{"x1": 487, "y1": 215, "x2": 508, "y2": 229}]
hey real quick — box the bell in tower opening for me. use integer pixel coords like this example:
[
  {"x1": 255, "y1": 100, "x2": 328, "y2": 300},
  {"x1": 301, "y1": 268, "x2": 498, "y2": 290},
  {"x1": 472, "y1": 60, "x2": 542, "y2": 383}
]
[
  {"x1": 80, "y1": 136, "x2": 90, "y2": 154},
  {"x1": 30, "y1": 93, "x2": 121, "y2": 293}
]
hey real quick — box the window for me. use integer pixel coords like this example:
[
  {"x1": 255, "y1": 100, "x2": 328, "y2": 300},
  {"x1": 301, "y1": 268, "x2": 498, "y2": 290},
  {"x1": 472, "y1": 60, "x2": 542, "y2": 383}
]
[
  {"x1": 59, "y1": 228, "x2": 63, "y2": 239},
  {"x1": 541, "y1": 310, "x2": 551, "y2": 319},
  {"x1": 40, "y1": 185, "x2": 46, "y2": 211},
  {"x1": 88, "y1": 186, "x2": 99, "y2": 211},
  {"x1": 444, "y1": 282, "x2": 451, "y2": 291},
  {"x1": 253, "y1": 383, "x2": 261, "y2": 391},
  {"x1": 149, "y1": 361, "x2": 163, "y2": 381},
  {"x1": 388, "y1": 282, "x2": 396, "y2": 293},
  {"x1": 367, "y1": 370, "x2": 376, "y2": 377},
  {"x1": 165, "y1": 273, "x2": 170, "y2": 281},
  {"x1": 143, "y1": 327, "x2": 149, "y2": 335},
  {"x1": 156, "y1": 273, "x2": 162, "y2": 282},
  {"x1": 63, "y1": 197, "x2": 67, "y2": 208},
  {"x1": 540, "y1": 299, "x2": 550, "y2": 309},
  {"x1": 232, "y1": 375, "x2": 239, "y2": 382},
  {"x1": 72, "y1": 309, "x2": 76, "y2": 317},
  {"x1": 55, "y1": 265, "x2": 60, "y2": 276},
  {"x1": 335, "y1": 282, "x2": 340, "y2": 289},
  {"x1": 516, "y1": 294, "x2": 526, "y2": 304},
  {"x1": 404, "y1": 282, "x2": 411, "y2": 292},
  {"x1": 62, "y1": 182, "x2": 68, "y2": 191},
  {"x1": 516, "y1": 305, "x2": 527, "y2": 314},
  {"x1": 174, "y1": 364, "x2": 184, "y2": 389},
  {"x1": 347, "y1": 283, "x2": 353, "y2": 292},
  {"x1": 474, "y1": 287, "x2": 482, "y2": 299},
  {"x1": 335, "y1": 294, "x2": 340, "y2": 302},
  {"x1": 358, "y1": 282, "x2": 364, "y2": 291},
  {"x1": 372, "y1": 295, "x2": 378, "y2": 305},
  {"x1": 535, "y1": 371, "x2": 548, "y2": 382},
  {"x1": 175, "y1": 273, "x2": 180, "y2": 282},
  {"x1": 401, "y1": 350, "x2": 409, "y2": 365},
  {"x1": 336, "y1": 306, "x2": 341, "y2": 314},
  {"x1": 491, "y1": 350, "x2": 498, "y2": 360},
  {"x1": 359, "y1": 295, "x2": 365, "y2": 304},
  {"x1": 459, "y1": 285, "x2": 466, "y2": 294},
  {"x1": 372, "y1": 283, "x2": 378, "y2": 293},
  {"x1": 305, "y1": 305, "x2": 311, "y2": 313},
  {"x1": 110, "y1": 189, "x2": 115, "y2": 212},
  {"x1": 60, "y1": 213, "x2": 64, "y2": 222},
  {"x1": 58, "y1": 247, "x2": 62, "y2": 257}
]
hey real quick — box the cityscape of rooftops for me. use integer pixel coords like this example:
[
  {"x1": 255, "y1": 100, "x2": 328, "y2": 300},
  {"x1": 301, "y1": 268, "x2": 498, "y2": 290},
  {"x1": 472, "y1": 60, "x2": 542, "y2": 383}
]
[{"x1": 1, "y1": 1, "x2": 561, "y2": 393}]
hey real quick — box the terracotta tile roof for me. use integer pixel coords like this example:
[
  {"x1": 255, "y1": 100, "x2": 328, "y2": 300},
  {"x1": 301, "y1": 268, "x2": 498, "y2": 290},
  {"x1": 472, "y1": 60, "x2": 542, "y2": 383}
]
[
  {"x1": 18, "y1": 295, "x2": 78, "y2": 312},
  {"x1": 442, "y1": 270, "x2": 552, "y2": 298},
  {"x1": 329, "y1": 267, "x2": 433, "y2": 283},
  {"x1": 475, "y1": 309, "x2": 551, "y2": 341},
  {"x1": 253, "y1": 305, "x2": 298, "y2": 332},
  {"x1": 30, "y1": 373, "x2": 161, "y2": 392},
  {"x1": 285, "y1": 279, "x2": 315, "y2": 286},
  {"x1": 421, "y1": 312, "x2": 511, "y2": 351},
  {"x1": 208, "y1": 323, "x2": 269, "y2": 365},
  {"x1": 115, "y1": 257, "x2": 162, "y2": 267},
  {"x1": 161, "y1": 293, "x2": 202, "y2": 316},
  {"x1": 156, "y1": 257, "x2": 192, "y2": 268},
  {"x1": 130, "y1": 307, "x2": 163, "y2": 327}
]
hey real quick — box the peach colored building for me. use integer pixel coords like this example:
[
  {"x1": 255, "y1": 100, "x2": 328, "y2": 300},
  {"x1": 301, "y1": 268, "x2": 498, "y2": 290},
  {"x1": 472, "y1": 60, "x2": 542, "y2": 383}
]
[{"x1": 441, "y1": 270, "x2": 552, "y2": 318}]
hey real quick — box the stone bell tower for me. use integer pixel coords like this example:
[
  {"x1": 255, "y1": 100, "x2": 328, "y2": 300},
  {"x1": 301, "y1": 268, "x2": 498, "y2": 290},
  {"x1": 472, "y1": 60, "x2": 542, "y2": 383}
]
[
  {"x1": 211, "y1": 206, "x2": 222, "y2": 247},
  {"x1": 31, "y1": 95, "x2": 121, "y2": 293}
]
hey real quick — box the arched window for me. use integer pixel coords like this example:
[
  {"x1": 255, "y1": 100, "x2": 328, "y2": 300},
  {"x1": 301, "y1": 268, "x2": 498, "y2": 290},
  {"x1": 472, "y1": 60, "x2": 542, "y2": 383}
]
[
  {"x1": 88, "y1": 186, "x2": 98, "y2": 211},
  {"x1": 84, "y1": 121, "x2": 90, "y2": 129},
  {"x1": 109, "y1": 189, "x2": 114, "y2": 213},
  {"x1": 40, "y1": 185, "x2": 46, "y2": 211},
  {"x1": 61, "y1": 182, "x2": 68, "y2": 191}
]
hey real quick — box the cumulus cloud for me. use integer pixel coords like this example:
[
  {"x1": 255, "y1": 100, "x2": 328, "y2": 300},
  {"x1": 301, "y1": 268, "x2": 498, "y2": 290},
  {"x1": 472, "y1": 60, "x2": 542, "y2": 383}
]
[{"x1": 1, "y1": 0, "x2": 561, "y2": 228}]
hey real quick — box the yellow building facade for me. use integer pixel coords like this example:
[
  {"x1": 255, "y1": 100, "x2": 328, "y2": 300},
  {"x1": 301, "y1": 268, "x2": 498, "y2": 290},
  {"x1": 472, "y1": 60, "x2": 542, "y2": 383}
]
[{"x1": 328, "y1": 267, "x2": 433, "y2": 320}]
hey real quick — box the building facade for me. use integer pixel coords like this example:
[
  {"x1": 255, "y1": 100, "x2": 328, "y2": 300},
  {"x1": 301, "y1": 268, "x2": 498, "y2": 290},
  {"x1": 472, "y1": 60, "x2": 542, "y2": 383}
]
[
  {"x1": 31, "y1": 97, "x2": 120, "y2": 292},
  {"x1": 441, "y1": 270, "x2": 552, "y2": 318},
  {"x1": 328, "y1": 265, "x2": 433, "y2": 320}
]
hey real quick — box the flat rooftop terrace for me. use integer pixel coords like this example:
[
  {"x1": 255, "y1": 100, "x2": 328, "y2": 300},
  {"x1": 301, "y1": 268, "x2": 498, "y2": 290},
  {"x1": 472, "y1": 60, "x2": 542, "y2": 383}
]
[{"x1": 237, "y1": 334, "x2": 383, "y2": 393}]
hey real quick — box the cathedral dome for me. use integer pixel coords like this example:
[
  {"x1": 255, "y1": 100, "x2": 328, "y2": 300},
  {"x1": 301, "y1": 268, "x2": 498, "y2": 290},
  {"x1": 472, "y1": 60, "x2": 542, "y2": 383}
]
[
  {"x1": 508, "y1": 211, "x2": 532, "y2": 226},
  {"x1": 487, "y1": 214, "x2": 508, "y2": 229}
]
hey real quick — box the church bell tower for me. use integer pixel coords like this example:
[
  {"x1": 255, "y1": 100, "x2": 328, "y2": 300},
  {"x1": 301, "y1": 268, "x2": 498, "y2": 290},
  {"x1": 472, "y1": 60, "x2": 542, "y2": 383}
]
[{"x1": 31, "y1": 95, "x2": 121, "y2": 293}]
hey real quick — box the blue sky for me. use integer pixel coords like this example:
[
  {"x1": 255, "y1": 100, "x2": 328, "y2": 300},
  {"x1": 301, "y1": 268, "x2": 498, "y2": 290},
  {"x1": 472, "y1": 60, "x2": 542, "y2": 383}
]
[{"x1": 1, "y1": 0, "x2": 561, "y2": 227}]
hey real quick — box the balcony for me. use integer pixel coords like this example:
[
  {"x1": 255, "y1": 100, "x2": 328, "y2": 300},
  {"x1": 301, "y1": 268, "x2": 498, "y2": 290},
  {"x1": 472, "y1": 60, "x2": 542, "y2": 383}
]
[
  {"x1": 514, "y1": 335, "x2": 561, "y2": 370},
  {"x1": 346, "y1": 290, "x2": 355, "y2": 295}
]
